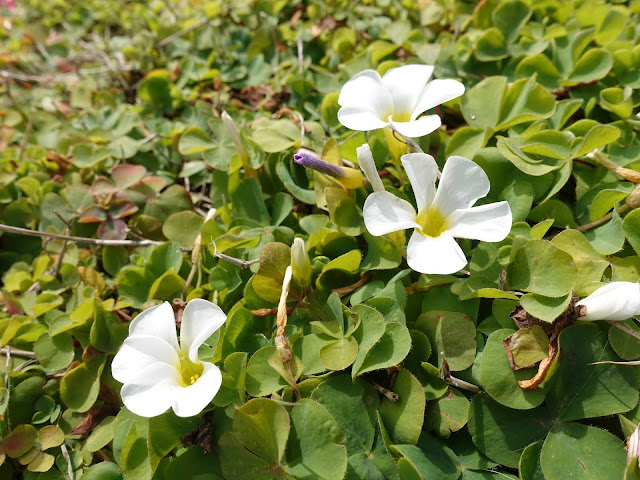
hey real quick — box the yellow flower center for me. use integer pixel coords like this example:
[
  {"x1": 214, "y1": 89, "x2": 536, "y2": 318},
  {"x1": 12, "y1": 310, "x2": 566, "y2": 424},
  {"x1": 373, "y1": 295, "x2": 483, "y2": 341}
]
[
  {"x1": 384, "y1": 111, "x2": 412, "y2": 123},
  {"x1": 177, "y1": 351, "x2": 203, "y2": 387},
  {"x1": 416, "y1": 206, "x2": 449, "y2": 238}
]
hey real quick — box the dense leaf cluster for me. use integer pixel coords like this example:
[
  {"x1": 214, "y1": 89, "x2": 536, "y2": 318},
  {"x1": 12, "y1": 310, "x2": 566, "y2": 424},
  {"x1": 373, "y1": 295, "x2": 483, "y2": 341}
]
[{"x1": 1, "y1": 0, "x2": 640, "y2": 479}]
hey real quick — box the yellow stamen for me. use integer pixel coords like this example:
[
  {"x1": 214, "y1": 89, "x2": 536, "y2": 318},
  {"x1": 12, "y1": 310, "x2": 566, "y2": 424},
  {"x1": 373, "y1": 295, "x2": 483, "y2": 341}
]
[
  {"x1": 177, "y1": 351, "x2": 203, "y2": 387},
  {"x1": 416, "y1": 206, "x2": 449, "y2": 238}
]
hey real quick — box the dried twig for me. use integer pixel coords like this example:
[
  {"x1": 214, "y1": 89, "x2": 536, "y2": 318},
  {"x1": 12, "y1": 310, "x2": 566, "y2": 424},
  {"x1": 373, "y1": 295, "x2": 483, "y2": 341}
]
[
  {"x1": 0, "y1": 224, "x2": 162, "y2": 247},
  {"x1": 156, "y1": 17, "x2": 210, "y2": 48}
]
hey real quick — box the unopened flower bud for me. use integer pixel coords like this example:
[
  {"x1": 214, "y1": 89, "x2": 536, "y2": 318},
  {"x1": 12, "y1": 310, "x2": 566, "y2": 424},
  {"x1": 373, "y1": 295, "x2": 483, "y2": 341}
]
[
  {"x1": 356, "y1": 143, "x2": 385, "y2": 192},
  {"x1": 576, "y1": 282, "x2": 640, "y2": 321},
  {"x1": 291, "y1": 238, "x2": 311, "y2": 287},
  {"x1": 293, "y1": 150, "x2": 363, "y2": 189},
  {"x1": 628, "y1": 423, "x2": 640, "y2": 469}
]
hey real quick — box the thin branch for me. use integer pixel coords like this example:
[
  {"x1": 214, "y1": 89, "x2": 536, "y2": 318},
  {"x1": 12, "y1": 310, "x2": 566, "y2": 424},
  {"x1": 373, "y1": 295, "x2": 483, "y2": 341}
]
[
  {"x1": 156, "y1": 17, "x2": 209, "y2": 48},
  {"x1": 0, "y1": 224, "x2": 162, "y2": 246},
  {"x1": 0, "y1": 347, "x2": 36, "y2": 358},
  {"x1": 60, "y1": 443, "x2": 74, "y2": 480},
  {"x1": 576, "y1": 204, "x2": 630, "y2": 232},
  {"x1": 606, "y1": 320, "x2": 640, "y2": 342}
]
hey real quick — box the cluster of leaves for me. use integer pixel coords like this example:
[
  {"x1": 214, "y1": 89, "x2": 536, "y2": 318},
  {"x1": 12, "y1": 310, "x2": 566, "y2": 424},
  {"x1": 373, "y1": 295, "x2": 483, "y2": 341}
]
[{"x1": 1, "y1": 0, "x2": 640, "y2": 479}]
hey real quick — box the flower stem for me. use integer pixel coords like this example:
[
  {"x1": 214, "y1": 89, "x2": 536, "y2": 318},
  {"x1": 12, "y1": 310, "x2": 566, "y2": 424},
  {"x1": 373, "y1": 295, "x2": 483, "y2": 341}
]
[{"x1": 589, "y1": 151, "x2": 640, "y2": 183}]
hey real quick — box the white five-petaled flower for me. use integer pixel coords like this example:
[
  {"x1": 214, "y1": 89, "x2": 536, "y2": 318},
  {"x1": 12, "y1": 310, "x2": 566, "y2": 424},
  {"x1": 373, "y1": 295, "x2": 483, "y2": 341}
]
[
  {"x1": 576, "y1": 282, "x2": 640, "y2": 321},
  {"x1": 337, "y1": 64, "x2": 465, "y2": 138},
  {"x1": 360, "y1": 148, "x2": 512, "y2": 274},
  {"x1": 112, "y1": 299, "x2": 226, "y2": 418}
]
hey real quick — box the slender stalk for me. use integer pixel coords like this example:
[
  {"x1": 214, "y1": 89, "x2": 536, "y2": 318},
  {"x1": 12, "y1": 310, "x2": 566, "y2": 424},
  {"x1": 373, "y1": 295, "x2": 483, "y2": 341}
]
[
  {"x1": 606, "y1": 320, "x2": 640, "y2": 342},
  {"x1": 0, "y1": 224, "x2": 162, "y2": 246},
  {"x1": 576, "y1": 204, "x2": 630, "y2": 232}
]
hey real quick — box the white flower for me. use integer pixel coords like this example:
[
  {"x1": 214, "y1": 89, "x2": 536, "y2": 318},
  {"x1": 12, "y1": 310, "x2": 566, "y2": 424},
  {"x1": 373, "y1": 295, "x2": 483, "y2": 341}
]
[
  {"x1": 576, "y1": 282, "x2": 640, "y2": 321},
  {"x1": 337, "y1": 64, "x2": 465, "y2": 138},
  {"x1": 362, "y1": 152, "x2": 512, "y2": 274},
  {"x1": 112, "y1": 299, "x2": 226, "y2": 418}
]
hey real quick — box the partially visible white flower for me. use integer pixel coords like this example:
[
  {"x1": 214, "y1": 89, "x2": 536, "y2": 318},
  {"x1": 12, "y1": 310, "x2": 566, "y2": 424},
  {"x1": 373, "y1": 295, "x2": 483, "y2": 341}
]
[
  {"x1": 362, "y1": 153, "x2": 512, "y2": 274},
  {"x1": 576, "y1": 282, "x2": 640, "y2": 321},
  {"x1": 337, "y1": 64, "x2": 465, "y2": 138},
  {"x1": 112, "y1": 299, "x2": 226, "y2": 418}
]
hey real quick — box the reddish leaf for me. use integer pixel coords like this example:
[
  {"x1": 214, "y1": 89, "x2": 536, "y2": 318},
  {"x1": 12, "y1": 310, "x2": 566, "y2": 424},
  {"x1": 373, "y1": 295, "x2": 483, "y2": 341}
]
[
  {"x1": 78, "y1": 205, "x2": 107, "y2": 223},
  {"x1": 108, "y1": 200, "x2": 139, "y2": 219},
  {"x1": 97, "y1": 218, "x2": 128, "y2": 240},
  {"x1": 111, "y1": 164, "x2": 146, "y2": 190},
  {"x1": 91, "y1": 178, "x2": 117, "y2": 196},
  {"x1": 138, "y1": 176, "x2": 167, "y2": 193}
]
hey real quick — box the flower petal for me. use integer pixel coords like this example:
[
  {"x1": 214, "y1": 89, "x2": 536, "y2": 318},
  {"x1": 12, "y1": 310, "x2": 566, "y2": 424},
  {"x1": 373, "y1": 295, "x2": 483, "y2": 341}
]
[
  {"x1": 446, "y1": 202, "x2": 512, "y2": 242},
  {"x1": 401, "y1": 153, "x2": 439, "y2": 212},
  {"x1": 412, "y1": 79, "x2": 466, "y2": 119},
  {"x1": 389, "y1": 115, "x2": 442, "y2": 138},
  {"x1": 172, "y1": 363, "x2": 222, "y2": 417},
  {"x1": 337, "y1": 69, "x2": 392, "y2": 115},
  {"x1": 357, "y1": 143, "x2": 385, "y2": 192},
  {"x1": 407, "y1": 231, "x2": 468, "y2": 274},
  {"x1": 126, "y1": 302, "x2": 179, "y2": 350},
  {"x1": 180, "y1": 299, "x2": 227, "y2": 363},
  {"x1": 382, "y1": 65, "x2": 434, "y2": 117},
  {"x1": 337, "y1": 106, "x2": 388, "y2": 132},
  {"x1": 119, "y1": 363, "x2": 179, "y2": 417},
  {"x1": 577, "y1": 282, "x2": 640, "y2": 321},
  {"x1": 112, "y1": 335, "x2": 181, "y2": 384},
  {"x1": 363, "y1": 191, "x2": 418, "y2": 236},
  {"x1": 432, "y1": 156, "x2": 490, "y2": 217}
]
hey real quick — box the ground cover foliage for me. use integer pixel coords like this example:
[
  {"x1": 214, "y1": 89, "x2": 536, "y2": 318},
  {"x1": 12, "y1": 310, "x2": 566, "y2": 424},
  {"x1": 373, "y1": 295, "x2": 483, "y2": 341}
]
[{"x1": 1, "y1": 0, "x2": 640, "y2": 478}]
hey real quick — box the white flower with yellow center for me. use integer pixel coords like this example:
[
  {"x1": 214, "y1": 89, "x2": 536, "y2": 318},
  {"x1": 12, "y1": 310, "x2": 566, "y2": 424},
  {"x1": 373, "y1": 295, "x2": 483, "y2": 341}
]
[
  {"x1": 576, "y1": 282, "x2": 640, "y2": 321},
  {"x1": 360, "y1": 147, "x2": 512, "y2": 274},
  {"x1": 337, "y1": 64, "x2": 465, "y2": 138},
  {"x1": 112, "y1": 299, "x2": 226, "y2": 418}
]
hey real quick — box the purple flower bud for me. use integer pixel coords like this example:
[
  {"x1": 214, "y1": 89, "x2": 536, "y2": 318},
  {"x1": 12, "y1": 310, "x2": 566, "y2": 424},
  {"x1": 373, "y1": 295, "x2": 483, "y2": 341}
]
[{"x1": 293, "y1": 152, "x2": 344, "y2": 179}]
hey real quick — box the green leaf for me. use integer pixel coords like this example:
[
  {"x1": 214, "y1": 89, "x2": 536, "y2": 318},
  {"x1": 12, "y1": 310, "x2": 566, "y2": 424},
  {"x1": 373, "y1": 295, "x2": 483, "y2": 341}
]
[
  {"x1": 623, "y1": 208, "x2": 640, "y2": 255},
  {"x1": 461, "y1": 76, "x2": 506, "y2": 129},
  {"x1": 609, "y1": 320, "x2": 640, "y2": 360},
  {"x1": 476, "y1": 28, "x2": 508, "y2": 61},
  {"x1": 219, "y1": 432, "x2": 292, "y2": 480},
  {"x1": 351, "y1": 304, "x2": 386, "y2": 378},
  {"x1": 2, "y1": 424, "x2": 38, "y2": 458},
  {"x1": 551, "y1": 229, "x2": 609, "y2": 296},
  {"x1": 540, "y1": 423, "x2": 626, "y2": 479},
  {"x1": 392, "y1": 438, "x2": 460, "y2": 480},
  {"x1": 311, "y1": 375, "x2": 379, "y2": 455},
  {"x1": 544, "y1": 324, "x2": 640, "y2": 421},
  {"x1": 567, "y1": 48, "x2": 613, "y2": 85},
  {"x1": 276, "y1": 162, "x2": 316, "y2": 205},
  {"x1": 252, "y1": 242, "x2": 291, "y2": 304},
  {"x1": 251, "y1": 120, "x2": 300, "y2": 153},
  {"x1": 425, "y1": 387, "x2": 470, "y2": 438},
  {"x1": 60, "y1": 354, "x2": 106, "y2": 412},
  {"x1": 245, "y1": 347, "x2": 291, "y2": 397},
  {"x1": 320, "y1": 336, "x2": 358, "y2": 371},
  {"x1": 285, "y1": 400, "x2": 348, "y2": 480},
  {"x1": 520, "y1": 293, "x2": 572, "y2": 323},
  {"x1": 355, "y1": 322, "x2": 411, "y2": 375},
  {"x1": 232, "y1": 178, "x2": 270, "y2": 225},
  {"x1": 505, "y1": 239, "x2": 577, "y2": 296},
  {"x1": 82, "y1": 462, "x2": 125, "y2": 480},
  {"x1": 481, "y1": 329, "x2": 545, "y2": 410},
  {"x1": 178, "y1": 127, "x2": 215, "y2": 155},
  {"x1": 468, "y1": 394, "x2": 552, "y2": 468},
  {"x1": 234, "y1": 399, "x2": 290, "y2": 465},
  {"x1": 34, "y1": 332, "x2": 74, "y2": 373},
  {"x1": 378, "y1": 370, "x2": 426, "y2": 445},
  {"x1": 148, "y1": 270, "x2": 185, "y2": 301},
  {"x1": 162, "y1": 211, "x2": 204, "y2": 248},
  {"x1": 497, "y1": 77, "x2": 556, "y2": 131}
]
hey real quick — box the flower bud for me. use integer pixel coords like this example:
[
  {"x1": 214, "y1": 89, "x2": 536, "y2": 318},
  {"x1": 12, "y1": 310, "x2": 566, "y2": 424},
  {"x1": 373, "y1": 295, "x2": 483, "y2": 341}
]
[
  {"x1": 576, "y1": 282, "x2": 640, "y2": 321},
  {"x1": 293, "y1": 150, "x2": 363, "y2": 189},
  {"x1": 356, "y1": 143, "x2": 385, "y2": 192},
  {"x1": 291, "y1": 237, "x2": 311, "y2": 287}
]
